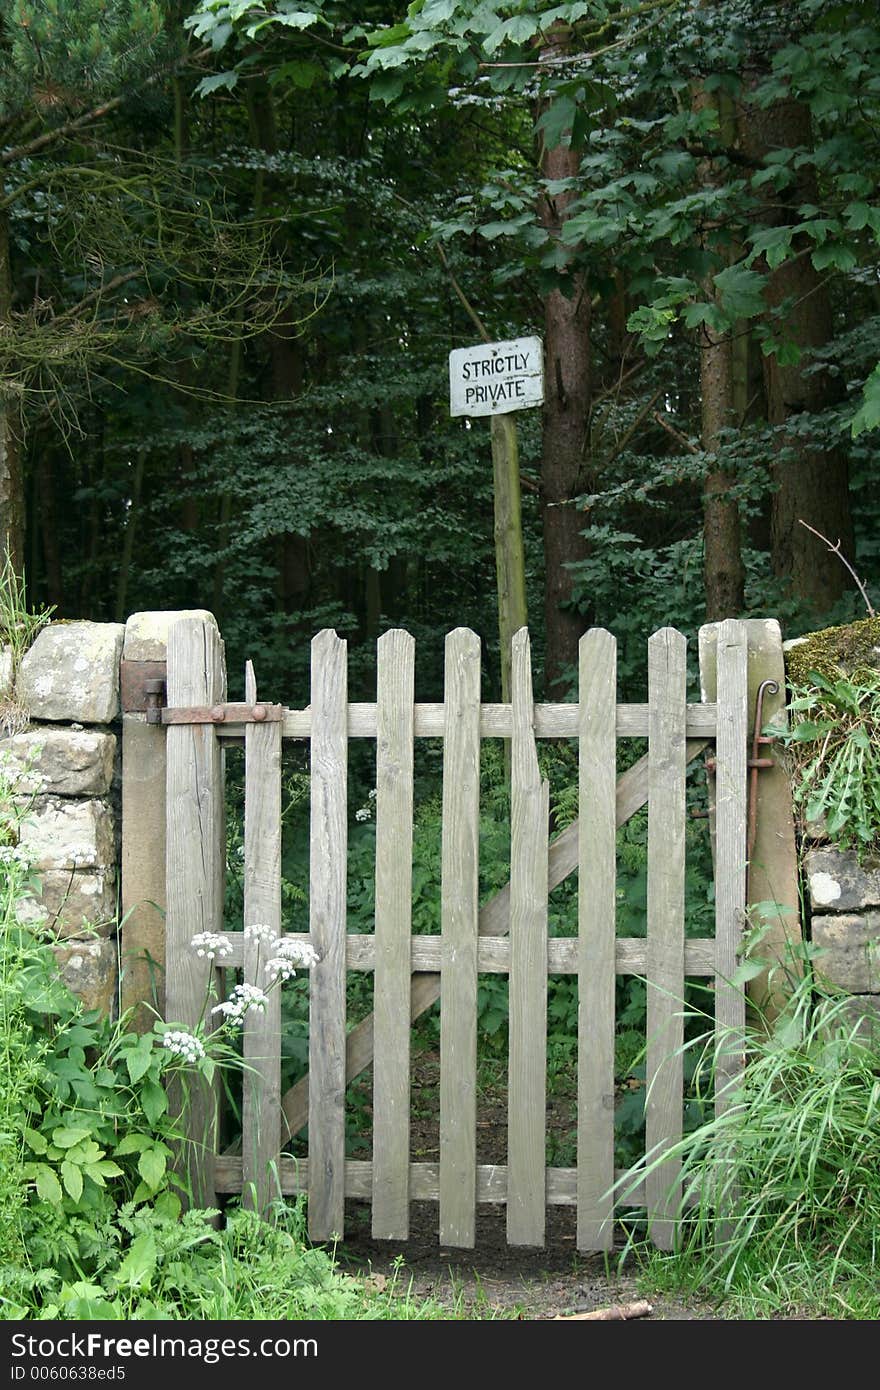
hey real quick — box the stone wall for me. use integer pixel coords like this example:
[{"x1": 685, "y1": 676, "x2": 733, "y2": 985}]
[
  {"x1": 3, "y1": 610, "x2": 215, "y2": 1022},
  {"x1": 804, "y1": 840, "x2": 880, "y2": 1036},
  {"x1": 3, "y1": 621, "x2": 125, "y2": 1015}
]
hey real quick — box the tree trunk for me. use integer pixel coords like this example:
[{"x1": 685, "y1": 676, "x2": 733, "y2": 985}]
[
  {"x1": 693, "y1": 85, "x2": 745, "y2": 621},
  {"x1": 0, "y1": 211, "x2": 24, "y2": 575},
  {"x1": 537, "y1": 38, "x2": 592, "y2": 696},
  {"x1": 739, "y1": 94, "x2": 853, "y2": 611}
]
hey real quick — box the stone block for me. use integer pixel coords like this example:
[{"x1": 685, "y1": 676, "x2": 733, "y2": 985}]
[
  {"x1": 18, "y1": 796, "x2": 115, "y2": 871},
  {"x1": 123, "y1": 610, "x2": 216, "y2": 662},
  {"x1": 17, "y1": 868, "x2": 117, "y2": 939},
  {"x1": 52, "y1": 937, "x2": 118, "y2": 1018},
  {"x1": 18, "y1": 621, "x2": 125, "y2": 724},
  {"x1": 0, "y1": 645, "x2": 11, "y2": 699},
  {"x1": 812, "y1": 912, "x2": 880, "y2": 993},
  {"x1": 805, "y1": 846, "x2": 880, "y2": 912},
  {"x1": 0, "y1": 727, "x2": 116, "y2": 796}
]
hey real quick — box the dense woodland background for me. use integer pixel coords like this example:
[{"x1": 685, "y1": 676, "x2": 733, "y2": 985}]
[{"x1": 1, "y1": 0, "x2": 878, "y2": 703}]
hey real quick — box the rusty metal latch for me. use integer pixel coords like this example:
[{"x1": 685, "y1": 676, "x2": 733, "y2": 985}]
[
  {"x1": 158, "y1": 701, "x2": 283, "y2": 726},
  {"x1": 693, "y1": 678, "x2": 780, "y2": 835}
]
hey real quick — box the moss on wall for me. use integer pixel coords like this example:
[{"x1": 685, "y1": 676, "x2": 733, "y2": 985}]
[{"x1": 785, "y1": 615, "x2": 880, "y2": 687}]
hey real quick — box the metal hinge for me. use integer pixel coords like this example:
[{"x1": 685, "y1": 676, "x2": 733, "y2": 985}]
[{"x1": 159, "y1": 702, "x2": 283, "y2": 726}]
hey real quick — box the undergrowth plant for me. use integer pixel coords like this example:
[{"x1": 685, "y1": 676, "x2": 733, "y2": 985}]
[
  {"x1": 617, "y1": 944, "x2": 880, "y2": 1318},
  {"x1": 780, "y1": 665, "x2": 880, "y2": 856}
]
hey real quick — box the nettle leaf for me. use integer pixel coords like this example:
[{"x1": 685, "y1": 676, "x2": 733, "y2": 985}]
[{"x1": 713, "y1": 264, "x2": 767, "y2": 320}]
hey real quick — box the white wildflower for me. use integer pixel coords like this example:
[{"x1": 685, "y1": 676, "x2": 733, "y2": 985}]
[
  {"x1": 264, "y1": 938, "x2": 320, "y2": 984},
  {"x1": 244, "y1": 923, "x2": 276, "y2": 945},
  {"x1": 190, "y1": 932, "x2": 233, "y2": 960},
  {"x1": 162, "y1": 1030, "x2": 205, "y2": 1063},
  {"x1": 211, "y1": 982, "x2": 269, "y2": 1027},
  {"x1": 355, "y1": 807, "x2": 371, "y2": 822}
]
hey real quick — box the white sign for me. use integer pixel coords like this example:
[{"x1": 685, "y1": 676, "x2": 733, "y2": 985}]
[{"x1": 449, "y1": 335, "x2": 544, "y2": 418}]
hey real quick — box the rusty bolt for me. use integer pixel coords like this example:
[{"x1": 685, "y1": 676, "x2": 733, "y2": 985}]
[
  {"x1": 211, "y1": 706, "x2": 226, "y2": 723},
  {"x1": 252, "y1": 704, "x2": 267, "y2": 722}
]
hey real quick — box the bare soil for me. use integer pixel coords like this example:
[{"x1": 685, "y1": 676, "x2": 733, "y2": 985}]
[{"x1": 334, "y1": 1050, "x2": 723, "y2": 1321}]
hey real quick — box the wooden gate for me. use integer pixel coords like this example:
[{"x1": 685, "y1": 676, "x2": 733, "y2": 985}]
[{"x1": 163, "y1": 615, "x2": 748, "y2": 1252}]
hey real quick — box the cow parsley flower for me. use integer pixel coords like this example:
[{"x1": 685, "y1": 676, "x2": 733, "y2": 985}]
[
  {"x1": 265, "y1": 938, "x2": 320, "y2": 983},
  {"x1": 190, "y1": 932, "x2": 233, "y2": 960},
  {"x1": 212, "y1": 982, "x2": 269, "y2": 1026},
  {"x1": 162, "y1": 1030, "x2": 206, "y2": 1063},
  {"x1": 244, "y1": 923, "x2": 276, "y2": 946}
]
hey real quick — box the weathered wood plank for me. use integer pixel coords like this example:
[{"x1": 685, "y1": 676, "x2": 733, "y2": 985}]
[
  {"x1": 272, "y1": 702, "x2": 718, "y2": 741},
  {"x1": 277, "y1": 739, "x2": 711, "y2": 1138},
  {"x1": 214, "y1": 1157, "x2": 652, "y2": 1210},
  {"x1": 646, "y1": 627, "x2": 687, "y2": 1250},
  {"x1": 307, "y1": 630, "x2": 348, "y2": 1241},
  {"x1": 577, "y1": 629, "x2": 617, "y2": 1251},
  {"x1": 166, "y1": 616, "x2": 225, "y2": 1209},
  {"x1": 439, "y1": 628, "x2": 481, "y2": 1247},
  {"x1": 507, "y1": 629, "x2": 548, "y2": 1247},
  {"x1": 371, "y1": 630, "x2": 415, "y2": 1240},
  {"x1": 242, "y1": 661, "x2": 282, "y2": 1216},
  {"x1": 218, "y1": 931, "x2": 717, "y2": 978},
  {"x1": 714, "y1": 620, "x2": 748, "y2": 1116}
]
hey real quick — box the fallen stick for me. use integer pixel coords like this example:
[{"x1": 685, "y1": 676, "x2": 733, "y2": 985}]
[{"x1": 552, "y1": 1299, "x2": 653, "y2": 1321}]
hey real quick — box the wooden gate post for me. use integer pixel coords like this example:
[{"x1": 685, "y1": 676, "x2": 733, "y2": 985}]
[
  {"x1": 699, "y1": 618, "x2": 802, "y2": 1022},
  {"x1": 165, "y1": 614, "x2": 226, "y2": 1209},
  {"x1": 120, "y1": 610, "x2": 216, "y2": 1030}
]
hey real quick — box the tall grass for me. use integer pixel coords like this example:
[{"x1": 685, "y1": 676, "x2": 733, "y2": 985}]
[{"x1": 620, "y1": 955, "x2": 880, "y2": 1318}]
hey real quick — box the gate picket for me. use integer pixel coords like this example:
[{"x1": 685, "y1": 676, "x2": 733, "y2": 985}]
[
  {"x1": 372, "y1": 630, "x2": 415, "y2": 1240},
  {"x1": 165, "y1": 616, "x2": 225, "y2": 1210},
  {"x1": 439, "y1": 628, "x2": 481, "y2": 1248},
  {"x1": 507, "y1": 628, "x2": 549, "y2": 1247},
  {"x1": 646, "y1": 627, "x2": 688, "y2": 1250},
  {"x1": 714, "y1": 620, "x2": 748, "y2": 1113},
  {"x1": 577, "y1": 628, "x2": 617, "y2": 1251},
  {"x1": 308, "y1": 630, "x2": 349, "y2": 1240},
  {"x1": 242, "y1": 660, "x2": 282, "y2": 1216}
]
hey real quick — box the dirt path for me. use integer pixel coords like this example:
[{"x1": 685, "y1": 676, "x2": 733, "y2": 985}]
[{"x1": 337, "y1": 1203, "x2": 721, "y2": 1320}]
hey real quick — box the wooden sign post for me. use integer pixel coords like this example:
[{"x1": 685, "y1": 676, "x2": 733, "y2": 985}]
[{"x1": 449, "y1": 336, "x2": 544, "y2": 702}]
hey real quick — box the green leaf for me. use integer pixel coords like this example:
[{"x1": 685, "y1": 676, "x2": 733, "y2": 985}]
[
  {"x1": 114, "y1": 1133, "x2": 152, "y2": 1156},
  {"x1": 195, "y1": 71, "x2": 239, "y2": 97},
  {"x1": 535, "y1": 96, "x2": 575, "y2": 150},
  {"x1": 34, "y1": 1164, "x2": 63, "y2": 1205},
  {"x1": 125, "y1": 1046, "x2": 153, "y2": 1085},
  {"x1": 51, "y1": 1127, "x2": 91, "y2": 1149},
  {"x1": 713, "y1": 264, "x2": 767, "y2": 320},
  {"x1": 137, "y1": 1147, "x2": 167, "y2": 1191},
  {"x1": 140, "y1": 1079, "x2": 168, "y2": 1126},
  {"x1": 61, "y1": 1160, "x2": 83, "y2": 1203},
  {"x1": 114, "y1": 1232, "x2": 157, "y2": 1291},
  {"x1": 811, "y1": 243, "x2": 857, "y2": 272},
  {"x1": 849, "y1": 363, "x2": 880, "y2": 438},
  {"x1": 23, "y1": 1127, "x2": 48, "y2": 1155}
]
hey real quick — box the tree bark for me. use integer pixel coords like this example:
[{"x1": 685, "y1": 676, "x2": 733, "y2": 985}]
[
  {"x1": 693, "y1": 86, "x2": 745, "y2": 621},
  {"x1": 739, "y1": 94, "x2": 853, "y2": 611},
  {"x1": 0, "y1": 211, "x2": 24, "y2": 575},
  {"x1": 537, "y1": 35, "x2": 592, "y2": 696}
]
